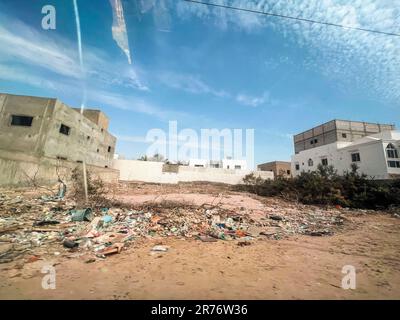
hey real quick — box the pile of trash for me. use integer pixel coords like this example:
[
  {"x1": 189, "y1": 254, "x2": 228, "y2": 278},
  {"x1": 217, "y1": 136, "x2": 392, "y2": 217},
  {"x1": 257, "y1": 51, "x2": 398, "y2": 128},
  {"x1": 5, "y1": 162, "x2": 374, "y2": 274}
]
[{"x1": 0, "y1": 190, "x2": 348, "y2": 264}]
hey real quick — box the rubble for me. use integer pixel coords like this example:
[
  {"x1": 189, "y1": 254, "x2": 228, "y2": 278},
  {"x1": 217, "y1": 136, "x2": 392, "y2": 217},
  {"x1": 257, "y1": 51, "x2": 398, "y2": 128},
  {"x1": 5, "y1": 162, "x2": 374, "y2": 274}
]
[{"x1": 0, "y1": 187, "x2": 353, "y2": 265}]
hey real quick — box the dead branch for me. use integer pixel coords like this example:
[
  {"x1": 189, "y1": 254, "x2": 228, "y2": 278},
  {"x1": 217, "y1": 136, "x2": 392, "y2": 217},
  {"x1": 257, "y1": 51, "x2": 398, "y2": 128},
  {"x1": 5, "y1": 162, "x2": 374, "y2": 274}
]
[{"x1": 20, "y1": 167, "x2": 57, "y2": 196}]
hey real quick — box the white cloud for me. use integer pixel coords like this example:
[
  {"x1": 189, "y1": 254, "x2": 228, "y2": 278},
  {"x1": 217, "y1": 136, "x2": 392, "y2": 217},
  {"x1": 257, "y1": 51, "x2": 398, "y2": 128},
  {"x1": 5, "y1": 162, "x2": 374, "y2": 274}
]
[
  {"x1": 0, "y1": 63, "x2": 166, "y2": 119},
  {"x1": 175, "y1": 0, "x2": 400, "y2": 103},
  {"x1": 0, "y1": 10, "x2": 190, "y2": 121},
  {"x1": 0, "y1": 65, "x2": 59, "y2": 91},
  {"x1": 236, "y1": 91, "x2": 270, "y2": 107},
  {"x1": 158, "y1": 71, "x2": 229, "y2": 98},
  {"x1": 0, "y1": 11, "x2": 148, "y2": 91},
  {"x1": 86, "y1": 89, "x2": 165, "y2": 117},
  {"x1": 236, "y1": 91, "x2": 281, "y2": 107},
  {"x1": 0, "y1": 23, "x2": 81, "y2": 79}
]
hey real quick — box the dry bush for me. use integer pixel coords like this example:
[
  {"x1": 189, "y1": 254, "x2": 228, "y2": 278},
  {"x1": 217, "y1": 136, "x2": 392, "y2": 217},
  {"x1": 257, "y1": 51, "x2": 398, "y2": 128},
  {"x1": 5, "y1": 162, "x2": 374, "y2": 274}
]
[
  {"x1": 71, "y1": 167, "x2": 109, "y2": 206},
  {"x1": 237, "y1": 164, "x2": 400, "y2": 209}
]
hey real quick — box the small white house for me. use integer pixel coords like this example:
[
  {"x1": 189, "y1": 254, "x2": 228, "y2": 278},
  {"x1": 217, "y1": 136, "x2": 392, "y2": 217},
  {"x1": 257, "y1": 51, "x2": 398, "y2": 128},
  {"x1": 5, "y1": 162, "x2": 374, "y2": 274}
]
[
  {"x1": 188, "y1": 158, "x2": 247, "y2": 170},
  {"x1": 188, "y1": 158, "x2": 209, "y2": 168},
  {"x1": 221, "y1": 159, "x2": 247, "y2": 170},
  {"x1": 291, "y1": 130, "x2": 400, "y2": 179}
]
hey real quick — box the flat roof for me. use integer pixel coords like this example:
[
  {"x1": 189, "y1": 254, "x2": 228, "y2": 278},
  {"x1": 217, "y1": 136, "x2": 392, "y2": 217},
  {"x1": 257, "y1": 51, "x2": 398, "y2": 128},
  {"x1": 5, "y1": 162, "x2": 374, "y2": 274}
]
[
  {"x1": 294, "y1": 119, "x2": 396, "y2": 137},
  {"x1": 258, "y1": 161, "x2": 291, "y2": 166}
]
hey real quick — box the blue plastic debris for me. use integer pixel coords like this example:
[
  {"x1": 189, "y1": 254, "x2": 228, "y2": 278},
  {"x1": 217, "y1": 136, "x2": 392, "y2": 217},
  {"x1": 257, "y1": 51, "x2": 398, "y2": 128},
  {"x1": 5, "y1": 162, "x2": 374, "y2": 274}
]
[{"x1": 102, "y1": 215, "x2": 113, "y2": 223}]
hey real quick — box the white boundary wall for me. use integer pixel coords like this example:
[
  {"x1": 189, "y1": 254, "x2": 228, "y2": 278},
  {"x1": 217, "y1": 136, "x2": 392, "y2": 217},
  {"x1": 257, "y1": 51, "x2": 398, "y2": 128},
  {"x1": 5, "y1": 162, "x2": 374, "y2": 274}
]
[{"x1": 113, "y1": 160, "x2": 273, "y2": 184}]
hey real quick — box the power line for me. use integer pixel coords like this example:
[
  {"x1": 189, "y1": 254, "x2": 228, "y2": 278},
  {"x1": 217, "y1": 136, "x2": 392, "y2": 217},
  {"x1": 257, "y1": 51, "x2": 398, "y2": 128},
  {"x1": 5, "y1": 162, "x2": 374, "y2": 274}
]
[{"x1": 183, "y1": 0, "x2": 400, "y2": 37}]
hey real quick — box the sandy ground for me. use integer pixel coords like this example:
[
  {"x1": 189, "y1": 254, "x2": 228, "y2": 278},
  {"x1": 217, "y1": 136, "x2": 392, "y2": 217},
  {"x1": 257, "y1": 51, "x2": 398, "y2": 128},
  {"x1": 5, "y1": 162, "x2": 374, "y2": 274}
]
[{"x1": 1, "y1": 185, "x2": 399, "y2": 300}]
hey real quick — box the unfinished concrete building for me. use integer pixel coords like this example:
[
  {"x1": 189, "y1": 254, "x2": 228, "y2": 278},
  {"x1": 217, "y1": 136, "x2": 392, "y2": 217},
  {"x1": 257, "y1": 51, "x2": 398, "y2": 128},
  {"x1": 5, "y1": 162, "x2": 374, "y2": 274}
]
[
  {"x1": 258, "y1": 161, "x2": 291, "y2": 178},
  {"x1": 293, "y1": 119, "x2": 395, "y2": 154},
  {"x1": 0, "y1": 93, "x2": 117, "y2": 185}
]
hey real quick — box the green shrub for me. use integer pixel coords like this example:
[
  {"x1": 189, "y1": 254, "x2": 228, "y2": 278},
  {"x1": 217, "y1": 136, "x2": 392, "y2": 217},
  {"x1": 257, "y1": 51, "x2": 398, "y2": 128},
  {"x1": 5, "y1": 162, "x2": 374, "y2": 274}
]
[{"x1": 238, "y1": 164, "x2": 400, "y2": 209}]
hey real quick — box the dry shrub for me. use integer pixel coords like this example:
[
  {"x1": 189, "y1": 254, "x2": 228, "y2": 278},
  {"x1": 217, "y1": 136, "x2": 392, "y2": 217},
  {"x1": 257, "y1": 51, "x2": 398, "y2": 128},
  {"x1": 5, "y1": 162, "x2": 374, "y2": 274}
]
[
  {"x1": 71, "y1": 167, "x2": 108, "y2": 206},
  {"x1": 237, "y1": 164, "x2": 400, "y2": 209}
]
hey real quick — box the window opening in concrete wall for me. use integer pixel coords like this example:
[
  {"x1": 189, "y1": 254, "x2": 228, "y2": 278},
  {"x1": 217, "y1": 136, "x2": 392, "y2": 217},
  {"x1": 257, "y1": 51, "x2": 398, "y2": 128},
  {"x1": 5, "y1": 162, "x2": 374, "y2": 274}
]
[
  {"x1": 59, "y1": 124, "x2": 70, "y2": 135},
  {"x1": 11, "y1": 115, "x2": 33, "y2": 127}
]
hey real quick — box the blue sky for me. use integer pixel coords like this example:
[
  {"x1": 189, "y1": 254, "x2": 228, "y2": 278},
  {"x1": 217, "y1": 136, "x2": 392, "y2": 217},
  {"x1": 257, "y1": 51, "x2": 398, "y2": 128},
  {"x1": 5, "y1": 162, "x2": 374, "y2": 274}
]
[{"x1": 0, "y1": 0, "x2": 399, "y2": 166}]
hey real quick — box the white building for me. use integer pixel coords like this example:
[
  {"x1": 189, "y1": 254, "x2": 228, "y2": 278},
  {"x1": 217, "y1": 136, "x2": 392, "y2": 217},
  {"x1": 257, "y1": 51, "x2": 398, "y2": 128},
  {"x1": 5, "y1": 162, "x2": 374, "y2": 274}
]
[
  {"x1": 221, "y1": 159, "x2": 247, "y2": 170},
  {"x1": 188, "y1": 158, "x2": 209, "y2": 168},
  {"x1": 188, "y1": 158, "x2": 247, "y2": 170},
  {"x1": 291, "y1": 130, "x2": 400, "y2": 179}
]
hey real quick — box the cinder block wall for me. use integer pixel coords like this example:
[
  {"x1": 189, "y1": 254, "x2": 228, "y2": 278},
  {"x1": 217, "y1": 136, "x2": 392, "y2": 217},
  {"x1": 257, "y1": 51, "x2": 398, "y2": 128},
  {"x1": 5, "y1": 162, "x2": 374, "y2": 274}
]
[{"x1": 0, "y1": 156, "x2": 119, "y2": 187}]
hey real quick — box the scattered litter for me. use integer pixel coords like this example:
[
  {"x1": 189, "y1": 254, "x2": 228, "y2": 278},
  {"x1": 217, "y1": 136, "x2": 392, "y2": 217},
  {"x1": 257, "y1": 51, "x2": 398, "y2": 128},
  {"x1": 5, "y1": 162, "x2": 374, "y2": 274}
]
[
  {"x1": 305, "y1": 230, "x2": 333, "y2": 237},
  {"x1": 63, "y1": 240, "x2": 79, "y2": 249},
  {"x1": 0, "y1": 187, "x2": 351, "y2": 264},
  {"x1": 97, "y1": 243, "x2": 124, "y2": 256},
  {"x1": 102, "y1": 215, "x2": 113, "y2": 224},
  {"x1": 26, "y1": 255, "x2": 41, "y2": 263},
  {"x1": 71, "y1": 208, "x2": 93, "y2": 222},
  {"x1": 33, "y1": 220, "x2": 60, "y2": 227},
  {"x1": 151, "y1": 245, "x2": 169, "y2": 252}
]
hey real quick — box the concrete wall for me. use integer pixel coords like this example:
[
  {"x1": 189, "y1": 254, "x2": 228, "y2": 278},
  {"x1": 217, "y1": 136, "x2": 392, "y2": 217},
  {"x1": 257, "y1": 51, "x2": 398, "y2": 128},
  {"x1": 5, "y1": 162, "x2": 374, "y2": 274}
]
[
  {"x1": 0, "y1": 156, "x2": 119, "y2": 187},
  {"x1": 73, "y1": 108, "x2": 109, "y2": 131},
  {"x1": 0, "y1": 93, "x2": 116, "y2": 168},
  {"x1": 0, "y1": 93, "x2": 56, "y2": 157},
  {"x1": 113, "y1": 160, "x2": 179, "y2": 184},
  {"x1": 113, "y1": 160, "x2": 273, "y2": 184},
  {"x1": 43, "y1": 100, "x2": 116, "y2": 167}
]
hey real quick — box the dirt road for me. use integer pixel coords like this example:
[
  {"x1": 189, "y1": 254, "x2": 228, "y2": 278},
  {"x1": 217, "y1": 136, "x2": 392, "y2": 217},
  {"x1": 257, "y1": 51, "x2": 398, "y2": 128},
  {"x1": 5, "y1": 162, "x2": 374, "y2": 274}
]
[{"x1": 1, "y1": 213, "x2": 399, "y2": 299}]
